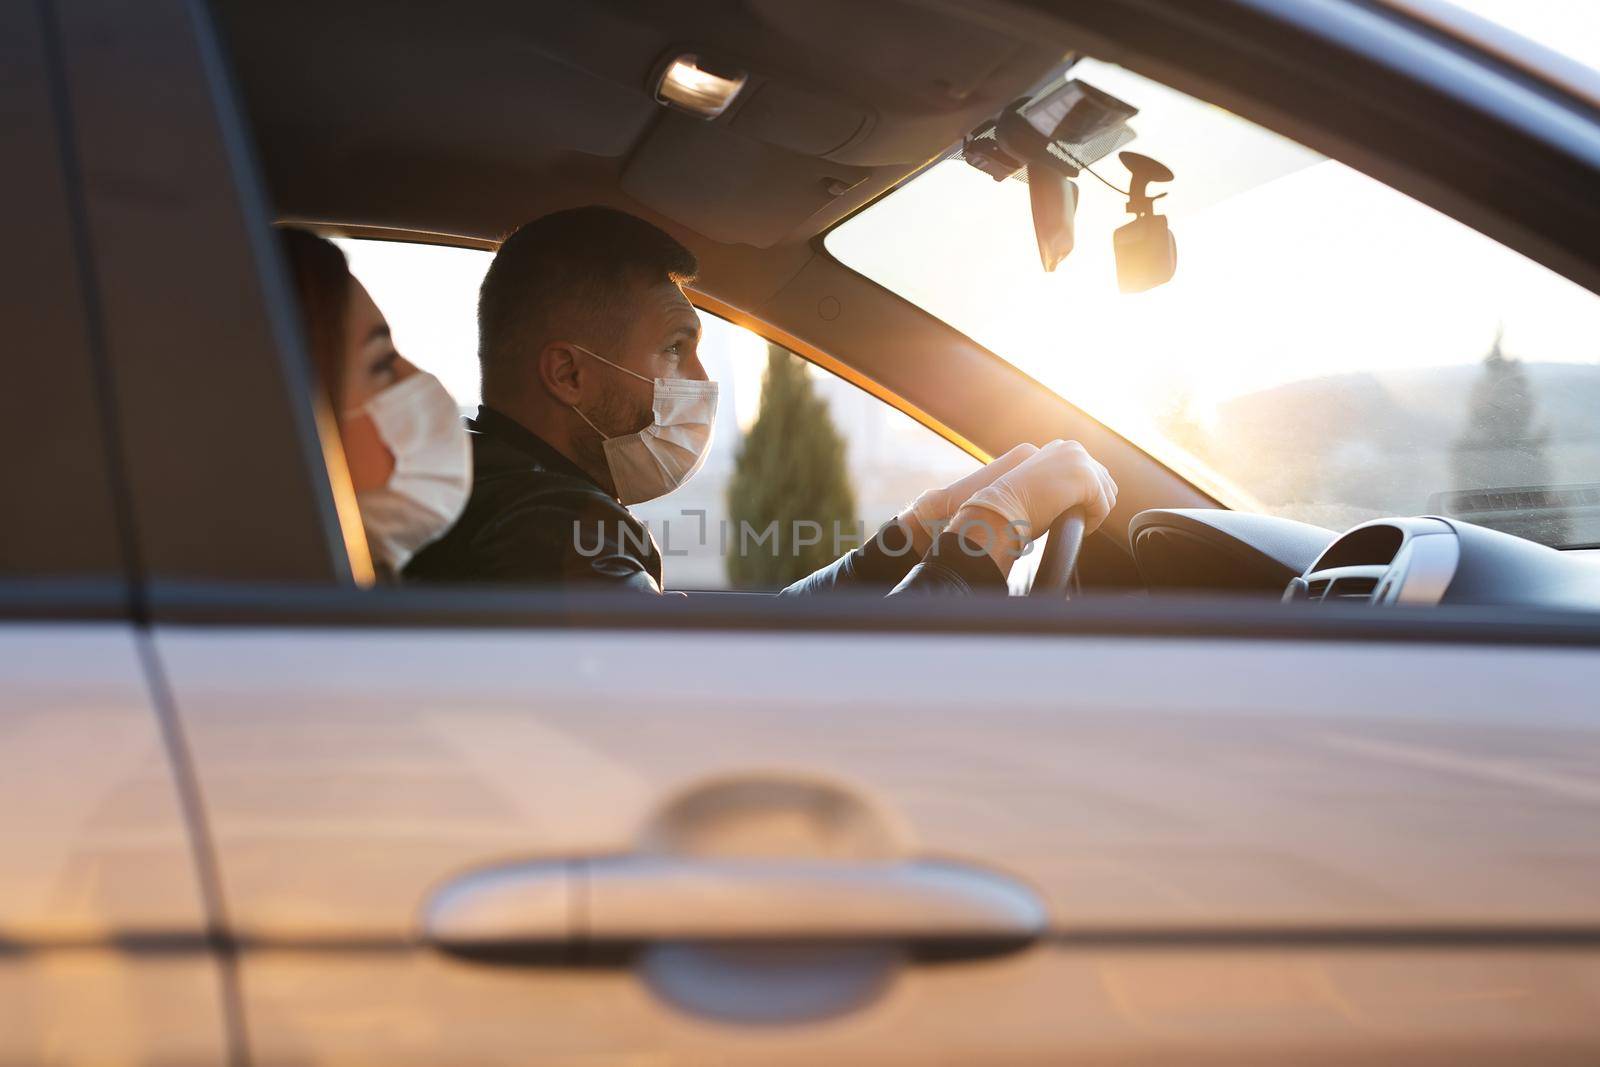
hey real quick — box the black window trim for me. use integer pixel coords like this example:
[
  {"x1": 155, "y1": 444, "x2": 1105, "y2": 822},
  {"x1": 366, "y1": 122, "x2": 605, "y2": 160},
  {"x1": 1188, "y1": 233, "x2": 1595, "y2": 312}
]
[
  {"x1": 0, "y1": 579, "x2": 134, "y2": 622},
  {"x1": 135, "y1": 581, "x2": 1600, "y2": 651}
]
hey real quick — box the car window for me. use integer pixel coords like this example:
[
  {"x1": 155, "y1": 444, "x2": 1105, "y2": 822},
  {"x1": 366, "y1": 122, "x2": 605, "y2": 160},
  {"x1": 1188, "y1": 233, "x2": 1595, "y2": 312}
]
[
  {"x1": 337, "y1": 238, "x2": 980, "y2": 590},
  {"x1": 1, "y1": 0, "x2": 125, "y2": 582},
  {"x1": 827, "y1": 58, "x2": 1600, "y2": 549}
]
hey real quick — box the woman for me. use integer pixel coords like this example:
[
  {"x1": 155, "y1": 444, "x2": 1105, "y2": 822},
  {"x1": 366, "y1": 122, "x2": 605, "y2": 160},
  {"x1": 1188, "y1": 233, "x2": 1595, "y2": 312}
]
[{"x1": 280, "y1": 229, "x2": 471, "y2": 578}]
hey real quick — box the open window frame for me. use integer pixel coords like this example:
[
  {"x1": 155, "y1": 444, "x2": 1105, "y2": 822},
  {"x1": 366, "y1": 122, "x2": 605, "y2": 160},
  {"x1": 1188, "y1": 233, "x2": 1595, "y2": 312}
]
[{"x1": 53, "y1": 0, "x2": 1600, "y2": 652}]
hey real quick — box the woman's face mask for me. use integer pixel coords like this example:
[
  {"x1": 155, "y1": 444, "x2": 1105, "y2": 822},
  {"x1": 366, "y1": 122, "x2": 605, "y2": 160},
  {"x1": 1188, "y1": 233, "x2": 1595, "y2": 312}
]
[
  {"x1": 344, "y1": 370, "x2": 472, "y2": 571},
  {"x1": 569, "y1": 343, "x2": 719, "y2": 505}
]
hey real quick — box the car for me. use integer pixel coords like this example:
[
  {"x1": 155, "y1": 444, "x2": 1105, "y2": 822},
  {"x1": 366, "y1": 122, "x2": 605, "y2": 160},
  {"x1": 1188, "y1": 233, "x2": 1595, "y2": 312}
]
[{"x1": 5, "y1": 0, "x2": 1600, "y2": 1063}]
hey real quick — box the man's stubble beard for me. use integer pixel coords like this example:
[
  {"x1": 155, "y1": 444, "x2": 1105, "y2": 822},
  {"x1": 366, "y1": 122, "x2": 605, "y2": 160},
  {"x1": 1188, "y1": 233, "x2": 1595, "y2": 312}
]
[{"x1": 575, "y1": 385, "x2": 653, "y2": 488}]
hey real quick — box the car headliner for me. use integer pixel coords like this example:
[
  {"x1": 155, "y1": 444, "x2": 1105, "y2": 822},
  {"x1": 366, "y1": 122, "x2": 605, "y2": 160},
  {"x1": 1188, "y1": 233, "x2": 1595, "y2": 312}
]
[{"x1": 218, "y1": 0, "x2": 1064, "y2": 312}]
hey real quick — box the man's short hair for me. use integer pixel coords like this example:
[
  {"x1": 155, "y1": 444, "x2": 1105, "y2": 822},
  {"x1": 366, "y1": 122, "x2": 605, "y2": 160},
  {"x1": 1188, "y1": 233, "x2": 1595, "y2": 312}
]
[{"x1": 478, "y1": 207, "x2": 698, "y2": 397}]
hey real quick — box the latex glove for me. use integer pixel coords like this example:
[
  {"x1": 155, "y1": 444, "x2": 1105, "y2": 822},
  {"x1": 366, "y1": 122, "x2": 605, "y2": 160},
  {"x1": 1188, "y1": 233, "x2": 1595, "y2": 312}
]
[
  {"x1": 901, "y1": 443, "x2": 1038, "y2": 550},
  {"x1": 958, "y1": 439, "x2": 1117, "y2": 547}
]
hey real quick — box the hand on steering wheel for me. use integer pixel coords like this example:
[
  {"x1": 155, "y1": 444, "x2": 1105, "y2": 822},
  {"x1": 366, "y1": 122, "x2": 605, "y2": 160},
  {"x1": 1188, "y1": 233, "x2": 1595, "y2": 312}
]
[
  {"x1": 900, "y1": 443, "x2": 1039, "y2": 554},
  {"x1": 950, "y1": 440, "x2": 1116, "y2": 592}
]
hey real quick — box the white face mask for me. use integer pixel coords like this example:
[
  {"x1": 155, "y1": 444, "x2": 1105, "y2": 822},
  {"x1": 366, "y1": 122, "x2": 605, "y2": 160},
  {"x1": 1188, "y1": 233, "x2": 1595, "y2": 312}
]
[
  {"x1": 345, "y1": 370, "x2": 472, "y2": 571},
  {"x1": 570, "y1": 343, "x2": 719, "y2": 506}
]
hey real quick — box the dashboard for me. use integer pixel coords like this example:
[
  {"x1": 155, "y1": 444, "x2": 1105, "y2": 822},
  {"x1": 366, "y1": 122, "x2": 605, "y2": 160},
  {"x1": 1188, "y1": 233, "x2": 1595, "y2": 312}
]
[{"x1": 1129, "y1": 509, "x2": 1600, "y2": 610}]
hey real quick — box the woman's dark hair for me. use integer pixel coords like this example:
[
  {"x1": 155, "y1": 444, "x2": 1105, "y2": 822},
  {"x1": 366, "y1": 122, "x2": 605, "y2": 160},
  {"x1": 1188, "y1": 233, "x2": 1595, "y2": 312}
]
[{"x1": 280, "y1": 228, "x2": 352, "y2": 406}]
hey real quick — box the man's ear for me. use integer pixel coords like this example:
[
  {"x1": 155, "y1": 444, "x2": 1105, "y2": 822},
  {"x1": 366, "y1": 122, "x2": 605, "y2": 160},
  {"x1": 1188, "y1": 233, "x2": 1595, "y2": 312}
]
[{"x1": 537, "y1": 342, "x2": 585, "y2": 406}]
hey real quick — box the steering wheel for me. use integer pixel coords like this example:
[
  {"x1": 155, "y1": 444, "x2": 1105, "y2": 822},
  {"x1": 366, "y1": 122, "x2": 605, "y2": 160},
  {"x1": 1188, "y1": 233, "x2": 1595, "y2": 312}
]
[{"x1": 1028, "y1": 506, "x2": 1086, "y2": 598}]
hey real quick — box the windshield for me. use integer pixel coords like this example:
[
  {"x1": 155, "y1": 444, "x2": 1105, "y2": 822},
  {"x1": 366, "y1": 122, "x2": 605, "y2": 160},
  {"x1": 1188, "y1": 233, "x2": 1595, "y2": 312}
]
[{"x1": 827, "y1": 58, "x2": 1600, "y2": 548}]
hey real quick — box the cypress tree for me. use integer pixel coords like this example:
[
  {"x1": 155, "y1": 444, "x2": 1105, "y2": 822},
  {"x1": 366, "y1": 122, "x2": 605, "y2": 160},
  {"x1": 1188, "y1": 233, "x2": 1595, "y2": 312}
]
[
  {"x1": 1451, "y1": 328, "x2": 1569, "y2": 544},
  {"x1": 726, "y1": 346, "x2": 857, "y2": 587}
]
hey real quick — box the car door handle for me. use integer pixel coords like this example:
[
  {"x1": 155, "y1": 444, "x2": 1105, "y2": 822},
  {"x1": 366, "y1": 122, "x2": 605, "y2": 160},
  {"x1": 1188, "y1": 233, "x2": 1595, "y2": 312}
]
[{"x1": 425, "y1": 855, "x2": 1047, "y2": 961}]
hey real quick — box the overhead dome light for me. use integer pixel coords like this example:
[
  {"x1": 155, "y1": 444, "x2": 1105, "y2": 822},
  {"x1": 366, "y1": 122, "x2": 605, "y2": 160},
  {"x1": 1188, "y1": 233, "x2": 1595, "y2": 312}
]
[{"x1": 655, "y1": 54, "x2": 746, "y2": 119}]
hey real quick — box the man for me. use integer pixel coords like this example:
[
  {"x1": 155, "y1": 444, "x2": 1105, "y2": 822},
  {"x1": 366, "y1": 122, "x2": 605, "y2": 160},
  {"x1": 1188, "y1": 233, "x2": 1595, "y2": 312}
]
[{"x1": 406, "y1": 207, "x2": 1116, "y2": 593}]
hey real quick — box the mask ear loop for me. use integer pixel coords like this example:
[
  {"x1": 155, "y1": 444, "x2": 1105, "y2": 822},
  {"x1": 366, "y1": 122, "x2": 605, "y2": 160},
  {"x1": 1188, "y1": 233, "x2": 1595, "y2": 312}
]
[
  {"x1": 570, "y1": 342, "x2": 656, "y2": 385},
  {"x1": 567, "y1": 342, "x2": 658, "y2": 443},
  {"x1": 571, "y1": 402, "x2": 612, "y2": 442}
]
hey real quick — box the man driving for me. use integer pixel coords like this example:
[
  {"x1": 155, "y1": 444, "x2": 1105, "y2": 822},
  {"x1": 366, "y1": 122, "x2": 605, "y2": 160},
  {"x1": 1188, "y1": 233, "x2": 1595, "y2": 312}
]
[{"x1": 405, "y1": 207, "x2": 1116, "y2": 593}]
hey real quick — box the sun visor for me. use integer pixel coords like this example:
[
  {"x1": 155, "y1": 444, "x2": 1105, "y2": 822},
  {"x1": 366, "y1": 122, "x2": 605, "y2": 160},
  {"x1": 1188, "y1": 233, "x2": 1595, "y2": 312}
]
[
  {"x1": 729, "y1": 81, "x2": 866, "y2": 157},
  {"x1": 621, "y1": 111, "x2": 870, "y2": 247}
]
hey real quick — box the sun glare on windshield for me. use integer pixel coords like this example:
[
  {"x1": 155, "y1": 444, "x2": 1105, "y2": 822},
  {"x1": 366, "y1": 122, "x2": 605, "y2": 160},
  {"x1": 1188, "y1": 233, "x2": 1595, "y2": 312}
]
[{"x1": 829, "y1": 58, "x2": 1600, "y2": 547}]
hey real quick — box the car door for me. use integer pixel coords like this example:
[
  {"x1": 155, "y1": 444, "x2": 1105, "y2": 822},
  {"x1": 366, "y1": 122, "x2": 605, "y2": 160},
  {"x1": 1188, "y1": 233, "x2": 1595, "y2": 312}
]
[
  {"x1": 149, "y1": 600, "x2": 1600, "y2": 1065},
  {"x1": 90, "y1": 0, "x2": 1600, "y2": 1064},
  {"x1": 0, "y1": 3, "x2": 230, "y2": 1062}
]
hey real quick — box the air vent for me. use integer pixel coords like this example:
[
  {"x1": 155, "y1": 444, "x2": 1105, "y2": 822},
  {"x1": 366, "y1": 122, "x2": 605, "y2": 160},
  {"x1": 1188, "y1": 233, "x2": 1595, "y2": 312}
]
[
  {"x1": 1301, "y1": 567, "x2": 1386, "y2": 603},
  {"x1": 1327, "y1": 576, "x2": 1379, "y2": 600},
  {"x1": 1295, "y1": 521, "x2": 1461, "y2": 608}
]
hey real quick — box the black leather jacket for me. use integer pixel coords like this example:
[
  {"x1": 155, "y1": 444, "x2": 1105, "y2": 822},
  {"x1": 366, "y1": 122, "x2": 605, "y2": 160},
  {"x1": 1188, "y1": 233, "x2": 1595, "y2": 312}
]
[{"x1": 405, "y1": 406, "x2": 1006, "y2": 595}]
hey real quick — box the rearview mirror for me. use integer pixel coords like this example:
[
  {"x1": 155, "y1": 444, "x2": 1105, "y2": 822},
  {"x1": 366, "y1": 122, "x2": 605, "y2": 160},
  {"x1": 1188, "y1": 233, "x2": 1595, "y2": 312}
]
[
  {"x1": 1027, "y1": 166, "x2": 1079, "y2": 272},
  {"x1": 970, "y1": 78, "x2": 1135, "y2": 273}
]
